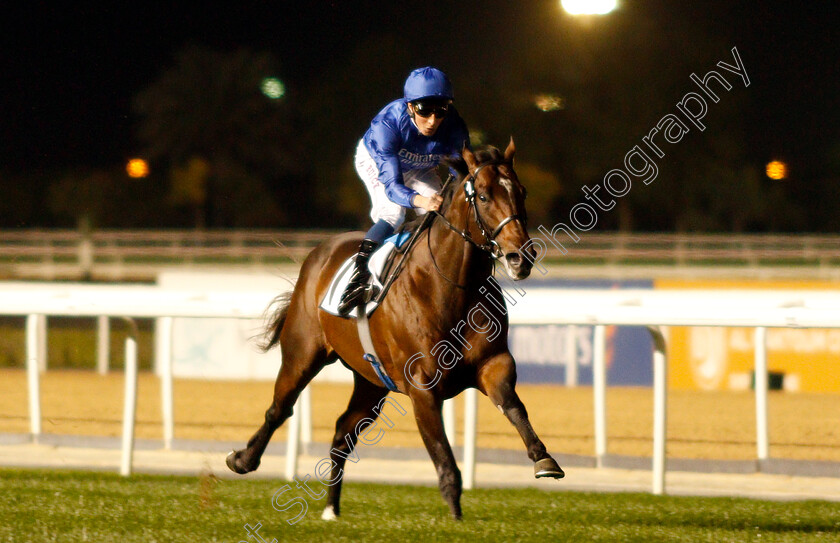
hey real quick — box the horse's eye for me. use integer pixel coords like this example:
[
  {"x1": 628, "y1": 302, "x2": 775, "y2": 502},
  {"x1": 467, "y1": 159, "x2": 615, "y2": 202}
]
[{"x1": 478, "y1": 194, "x2": 488, "y2": 203}]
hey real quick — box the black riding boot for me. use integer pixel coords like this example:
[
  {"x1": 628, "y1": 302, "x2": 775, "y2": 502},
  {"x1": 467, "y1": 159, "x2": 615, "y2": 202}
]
[{"x1": 338, "y1": 239, "x2": 379, "y2": 315}]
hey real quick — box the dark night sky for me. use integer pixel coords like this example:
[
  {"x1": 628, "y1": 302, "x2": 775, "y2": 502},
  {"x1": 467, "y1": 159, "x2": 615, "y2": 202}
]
[{"x1": 1, "y1": 1, "x2": 838, "y2": 179}]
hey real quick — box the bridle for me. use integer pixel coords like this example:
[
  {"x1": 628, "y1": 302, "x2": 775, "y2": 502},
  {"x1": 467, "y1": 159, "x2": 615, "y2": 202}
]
[
  {"x1": 373, "y1": 159, "x2": 525, "y2": 299},
  {"x1": 433, "y1": 160, "x2": 524, "y2": 260},
  {"x1": 428, "y1": 159, "x2": 525, "y2": 288}
]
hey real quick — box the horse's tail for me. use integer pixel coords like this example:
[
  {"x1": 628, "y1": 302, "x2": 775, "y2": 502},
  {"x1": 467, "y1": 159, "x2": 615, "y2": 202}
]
[{"x1": 260, "y1": 291, "x2": 293, "y2": 352}]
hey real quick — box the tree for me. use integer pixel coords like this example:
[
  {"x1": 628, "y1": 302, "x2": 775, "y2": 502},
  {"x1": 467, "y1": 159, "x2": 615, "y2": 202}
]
[
  {"x1": 133, "y1": 45, "x2": 293, "y2": 227},
  {"x1": 45, "y1": 167, "x2": 170, "y2": 228},
  {"x1": 295, "y1": 34, "x2": 414, "y2": 228},
  {"x1": 47, "y1": 169, "x2": 114, "y2": 227},
  {"x1": 0, "y1": 170, "x2": 36, "y2": 227}
]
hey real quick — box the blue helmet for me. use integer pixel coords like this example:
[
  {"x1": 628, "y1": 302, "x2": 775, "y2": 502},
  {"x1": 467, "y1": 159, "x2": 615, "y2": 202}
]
[{"x1": 403, "y1": 67, "x2": 454, "y2": 102}]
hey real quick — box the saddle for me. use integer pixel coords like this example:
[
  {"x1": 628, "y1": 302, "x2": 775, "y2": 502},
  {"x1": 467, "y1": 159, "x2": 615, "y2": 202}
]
[
  {"x1": 319, "y1": 207, "x2": 442, "y2": 392},
  {"x1": 319, "y1": 230, "x2": 412, "y2": 318}
]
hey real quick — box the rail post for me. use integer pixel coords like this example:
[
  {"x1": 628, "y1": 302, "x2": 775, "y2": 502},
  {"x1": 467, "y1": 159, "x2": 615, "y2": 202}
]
[
  {"x1": 443, "y1": 399, "x2": 456, "y2": 447},
  {"x1": 300, "y1": 385, "x2": 312, "y2": 446},
  {"x1": 120, "y1": 318, "x2": 139, "y2": 476},
  {"x1": 285, "y1": 397, "x2": 302, "y2": 480},
  {"x1": 593, "y1": 325, "x2": 607, "y2": 467},
  {"x1": 159, "y1": 317, "x2": 175, "y2": 449},
  {"x1": 463, "y1": 388, "x2": 478, "y2": 490},
  {"x1": 37, "y1": 315, "x2": 47, "y2": 372},
  {"x1": 565, "y1": 325, "x2": 578, "y2": 387},
  {"x1": 25, "y1": 314, "x2": 43, "y2": 442},
  {"x1": 754, "y1": 326, "x2": 770, "y2": 465},
  {"x1": 97, "y1": 315, "x2": 110, "y2": 375},
  {"x1": 648, "y1": 326, "x2": 668, "y2": 495}
]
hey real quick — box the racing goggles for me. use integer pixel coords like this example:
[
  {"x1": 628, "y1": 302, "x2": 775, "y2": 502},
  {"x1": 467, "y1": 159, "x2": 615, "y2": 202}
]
[{"x1": 413, "y1": 101, "x2": 450, "y2": 118}]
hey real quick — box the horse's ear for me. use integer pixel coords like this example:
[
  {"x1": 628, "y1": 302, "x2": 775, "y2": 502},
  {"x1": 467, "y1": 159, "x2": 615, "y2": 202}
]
[
  {"x1": 504, "y1": 137, "x2": 516, "y2": 164},
  {"x1": 462, "y1": 144, "x2": 478, "y2": 170}
]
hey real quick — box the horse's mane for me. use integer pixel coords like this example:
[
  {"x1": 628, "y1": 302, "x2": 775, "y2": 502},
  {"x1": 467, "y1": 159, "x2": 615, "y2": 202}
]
[{"x1": 397, "y1": 145, "x2": 503, "y2": 235}]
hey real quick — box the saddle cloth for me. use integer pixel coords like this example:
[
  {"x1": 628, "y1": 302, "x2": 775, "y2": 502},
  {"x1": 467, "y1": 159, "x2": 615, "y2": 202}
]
[{"x1": 319, "y1": 232, "x2": 411, "y2": 318}]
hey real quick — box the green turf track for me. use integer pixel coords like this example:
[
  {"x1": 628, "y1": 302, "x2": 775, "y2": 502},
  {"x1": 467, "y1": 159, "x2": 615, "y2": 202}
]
[{"x1": 1, "y1": 469, "x2": 838, "y2": 542}]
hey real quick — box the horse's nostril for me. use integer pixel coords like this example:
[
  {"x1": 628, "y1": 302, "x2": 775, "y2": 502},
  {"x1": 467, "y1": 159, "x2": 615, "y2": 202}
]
[{"x1": 506, "y1": 252, "x2": 522, "y2": 266}]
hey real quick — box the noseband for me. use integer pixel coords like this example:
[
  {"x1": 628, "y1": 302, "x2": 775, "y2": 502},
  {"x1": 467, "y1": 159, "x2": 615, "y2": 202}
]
[{"x1": 434, "y1": 160, "x2": 523, "y2": 259}]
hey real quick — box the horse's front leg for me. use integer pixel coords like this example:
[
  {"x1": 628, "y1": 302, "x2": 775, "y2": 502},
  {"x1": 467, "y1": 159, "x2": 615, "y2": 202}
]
[
  {"x1": 408, "y1": 388, "x2": 463, "y2": 520},
  {"x1": 477, "y1": 352, "x2": 565, "y2": 479}
]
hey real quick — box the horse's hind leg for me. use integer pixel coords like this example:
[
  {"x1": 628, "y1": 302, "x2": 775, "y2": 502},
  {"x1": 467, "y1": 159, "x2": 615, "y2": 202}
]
[
  {"x1": 321, "y1": 372, "x2": 390, "y2": 520},
  {"x1": 227, "y1": 334, "x2": 327, "y2": 474},
  {"x1": 478, "y1": 352, "x2": 565, "y2": 479},
  {"x1": 410, "y1": 388, "x2": 463, "y2": 520}
]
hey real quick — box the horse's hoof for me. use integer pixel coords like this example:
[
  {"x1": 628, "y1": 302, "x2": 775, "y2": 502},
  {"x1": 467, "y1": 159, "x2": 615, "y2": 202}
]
[
  {"x1": 534, "y1": 457, "x2": 565, "y2": 479},
  {"x1": 226, "y1": 450, "x2": 254, "y2": 475},
  {"x1": 321, "y1": 506, "x2": 338, "y2": 521}
]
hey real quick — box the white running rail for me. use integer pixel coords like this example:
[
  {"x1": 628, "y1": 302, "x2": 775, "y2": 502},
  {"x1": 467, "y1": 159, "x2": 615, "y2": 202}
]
[{"x1": 3, "y1": 282, "x2": 840, "y2": 494}]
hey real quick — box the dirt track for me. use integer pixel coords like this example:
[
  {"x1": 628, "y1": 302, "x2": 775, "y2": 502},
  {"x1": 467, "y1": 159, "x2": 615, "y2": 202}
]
[{"x1": 1, "y1": 369, "x2": 838, "y2": 461}]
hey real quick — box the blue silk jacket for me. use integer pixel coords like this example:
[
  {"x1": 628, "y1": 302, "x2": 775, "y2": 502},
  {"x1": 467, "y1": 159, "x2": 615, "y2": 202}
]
[{"x1": 362, "y1": 99, "x2": 469, "y2": 208}]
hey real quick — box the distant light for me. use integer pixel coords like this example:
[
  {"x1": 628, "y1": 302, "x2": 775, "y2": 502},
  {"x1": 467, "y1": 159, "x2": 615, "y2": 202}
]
[
  {"x1": 766, "y1": 160, "x2": 788, "y2": 180},
  {"x1": 561, "y1": 0, "x2": 618, "y2": 15},
  {"x1": 534, "y1": 94, "x2": 565, "y2": 112},
  {"x1": 126, "y1": 158, "x2": 149, "y2": 178},
  {"x1": 261, "y1": 77, "x2": 285, "y2": 99}
]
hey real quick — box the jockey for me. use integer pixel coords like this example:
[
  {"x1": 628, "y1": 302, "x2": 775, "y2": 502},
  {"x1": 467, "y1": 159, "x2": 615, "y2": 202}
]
[{"x1": 338, "y1": 66, "x2": 470, "y2": 316}]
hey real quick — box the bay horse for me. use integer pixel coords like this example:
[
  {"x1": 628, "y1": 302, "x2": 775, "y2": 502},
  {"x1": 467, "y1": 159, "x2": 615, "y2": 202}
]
[{"x1": 227, "y1": 139, "x2": 565, "y2": 520}]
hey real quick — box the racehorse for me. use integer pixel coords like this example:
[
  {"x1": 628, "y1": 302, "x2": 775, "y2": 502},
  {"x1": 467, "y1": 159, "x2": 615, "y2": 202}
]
[{"x1": 227, "y1": 139, "x2": 565, "y2": 520}]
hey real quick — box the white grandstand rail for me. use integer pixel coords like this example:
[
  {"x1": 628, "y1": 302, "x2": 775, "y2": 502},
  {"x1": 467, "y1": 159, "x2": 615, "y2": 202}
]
[
  {"x1": 7, "y1": 231, "x2": 840, "y2": 281},
  {"x1": 0, "y1": 284, "x2": 273, "y2": 319}
]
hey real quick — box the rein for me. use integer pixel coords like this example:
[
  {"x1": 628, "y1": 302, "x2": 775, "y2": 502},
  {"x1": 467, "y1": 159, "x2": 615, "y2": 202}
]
[
  {"x1": 369, "y1": 174, "x2": 457, "y2": 304},
  {"x1": 373, "y1": 157, "x2": 524, "y2": 298}
]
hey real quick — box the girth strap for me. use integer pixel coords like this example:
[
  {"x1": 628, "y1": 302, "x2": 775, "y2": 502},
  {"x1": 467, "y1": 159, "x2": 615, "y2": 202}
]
[{"x1": 356, "y1": 308, "x2": 398, "y2": 391}]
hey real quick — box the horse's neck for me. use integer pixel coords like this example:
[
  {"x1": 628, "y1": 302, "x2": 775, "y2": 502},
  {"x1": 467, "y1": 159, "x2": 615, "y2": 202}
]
[{"x1": 421, "y1": 195, "x2": 491, "y2": 302}]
